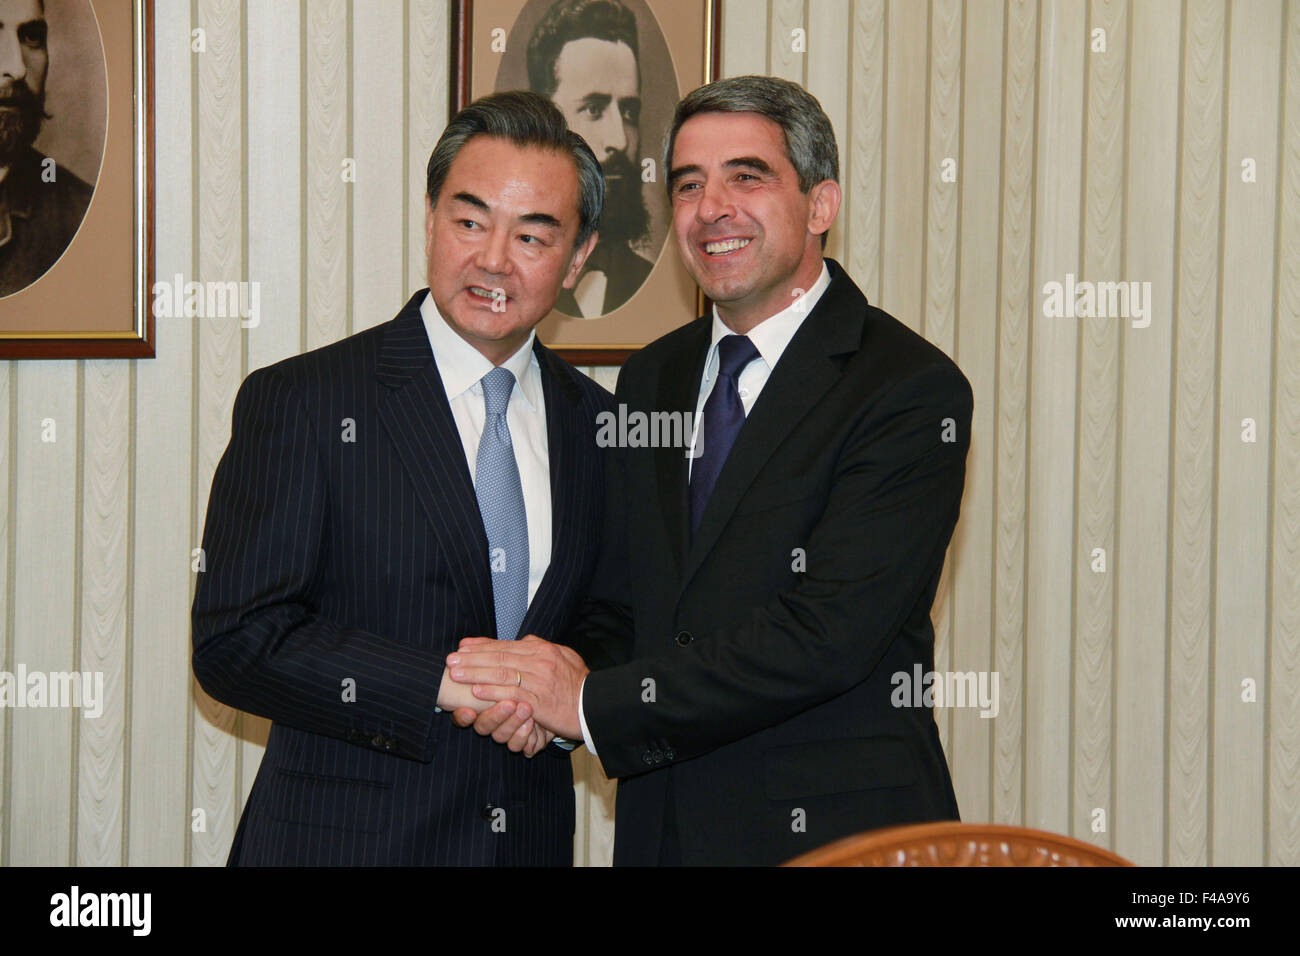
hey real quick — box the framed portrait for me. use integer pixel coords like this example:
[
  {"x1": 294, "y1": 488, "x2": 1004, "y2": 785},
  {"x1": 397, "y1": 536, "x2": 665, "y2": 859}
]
[
  {"x1": 452, "y1": 0, "x2": 719, "y2": 365},
  {"x1": 0, "y1": 0, "x2": 154, "y2": 359}
]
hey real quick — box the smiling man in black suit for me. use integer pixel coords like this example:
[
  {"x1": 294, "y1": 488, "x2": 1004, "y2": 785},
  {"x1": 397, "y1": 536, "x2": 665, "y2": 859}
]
[
  {"x1": 191, "y1": 91, "x2": 611, "y2": 866},
  {"x1": 449, "y1": 75, "x2": 972, "y2": 865}
]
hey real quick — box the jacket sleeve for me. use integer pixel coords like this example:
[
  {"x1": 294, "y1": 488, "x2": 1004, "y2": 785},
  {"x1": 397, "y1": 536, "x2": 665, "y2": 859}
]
[
  {"x1": 190, "y1": 366, "x2": 445, "y2": 762},
  {"x1": 581, "y1": 361, "x2": 972, "y2": 779}
]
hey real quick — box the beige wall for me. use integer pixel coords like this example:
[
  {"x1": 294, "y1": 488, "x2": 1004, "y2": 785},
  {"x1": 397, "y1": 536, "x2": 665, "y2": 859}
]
[{"x1": 0, "y1": 0, "x2": 1296, "y2": 866}]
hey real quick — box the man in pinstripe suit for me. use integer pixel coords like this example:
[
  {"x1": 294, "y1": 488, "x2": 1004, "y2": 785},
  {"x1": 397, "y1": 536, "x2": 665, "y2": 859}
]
[{"x1": 191, "y1": 91, "x2": 611, "y2": 865}]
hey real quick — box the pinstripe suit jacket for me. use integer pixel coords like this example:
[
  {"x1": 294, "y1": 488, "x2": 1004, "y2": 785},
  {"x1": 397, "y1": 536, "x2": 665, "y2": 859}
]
[{"x1": 191, "y1": 289, "x2": 612, "y2": 865}]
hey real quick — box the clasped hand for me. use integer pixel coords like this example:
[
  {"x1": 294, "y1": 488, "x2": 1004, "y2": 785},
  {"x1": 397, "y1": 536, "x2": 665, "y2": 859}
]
[{"x1": 444, "y1": 635, "x2": 589, "y2": 758}]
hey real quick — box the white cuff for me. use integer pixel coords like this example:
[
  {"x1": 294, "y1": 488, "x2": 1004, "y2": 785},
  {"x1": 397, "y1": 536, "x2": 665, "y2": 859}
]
[{"x1": 577, "y1": 674, "x2": 598, "y2": 760}]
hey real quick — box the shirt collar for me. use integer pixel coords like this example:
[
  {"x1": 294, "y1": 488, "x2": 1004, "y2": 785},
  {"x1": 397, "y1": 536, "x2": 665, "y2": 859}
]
[
  {"x1": 419, "y1": 291, "x2": 541, "y2": 412},
  {"x1": 706, "y1": 260, "x2": 832, "y2": 375}
]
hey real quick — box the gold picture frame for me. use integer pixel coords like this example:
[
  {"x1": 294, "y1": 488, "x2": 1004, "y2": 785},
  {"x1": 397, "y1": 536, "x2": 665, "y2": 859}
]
[{"x1": 0, "y1": 0, "x2": 154, "y2": 359}]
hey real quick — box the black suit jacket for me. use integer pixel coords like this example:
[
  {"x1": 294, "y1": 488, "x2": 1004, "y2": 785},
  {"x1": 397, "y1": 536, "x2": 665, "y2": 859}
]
[
  {"x1": 568, "y1": 259, "x2": 971, "y2": 865},
  {"x1": 192, "y1": 289, "x2": 612, "y2": 865}
]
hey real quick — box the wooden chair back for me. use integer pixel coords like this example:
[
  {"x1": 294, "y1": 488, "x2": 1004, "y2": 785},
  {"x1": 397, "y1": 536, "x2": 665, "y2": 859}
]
[{"x1": 783, "y1": 821, "x2": 1135, "y2": 866}]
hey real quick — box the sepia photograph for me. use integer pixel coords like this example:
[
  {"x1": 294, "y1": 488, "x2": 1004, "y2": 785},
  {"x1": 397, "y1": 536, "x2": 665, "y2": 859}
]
[
  {"x1": 496, "y1": 0, "x2": 676, "y2": 319},
  {"x1": 0, "y1": 0, "x2": 153, "y2": 358},
  {"x1": 0, "y1": 0, "x2": 1293, "y2": 932},
  {"x1": 456, "y1": 0, "x2": 717, "y2": 361},
  {"x1": 0, "y1": 0, "x2": 105, "y2": 297}
]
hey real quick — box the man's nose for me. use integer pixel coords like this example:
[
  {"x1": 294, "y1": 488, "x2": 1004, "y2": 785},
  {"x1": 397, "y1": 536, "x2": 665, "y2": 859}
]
[
  {"x1": 0, "y1": 31, "x2": 27, "y2": 82},
  {"x1": 475, "y1": 226, "x2": 512, "y2": 275},
  {"x1": 696, "y1": 181, "x2": 734, "y2": 223},
  {"x1": 598, "y1": 109, "x2": 627, "y2": 159}
]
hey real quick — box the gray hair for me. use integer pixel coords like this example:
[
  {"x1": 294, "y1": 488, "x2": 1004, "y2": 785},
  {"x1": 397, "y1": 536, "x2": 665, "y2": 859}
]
[
  {"x1": 665, "y1": 74, "x2": 839, "y2": 192},
  {"x1": 426, "y1": 90, "x2": 604, "y2": 248}
]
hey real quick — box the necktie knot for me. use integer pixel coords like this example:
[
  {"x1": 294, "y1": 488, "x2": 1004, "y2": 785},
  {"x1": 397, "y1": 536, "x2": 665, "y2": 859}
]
[
  {"x1": 716, "y1": 334, "x2": 759, "y2": 381},
  {"x1": 481, "y1": 366, "x2": 516, "y2": 416},
  {"x1": 689, "y1": 335, "x2": 758, "y2": 536}
]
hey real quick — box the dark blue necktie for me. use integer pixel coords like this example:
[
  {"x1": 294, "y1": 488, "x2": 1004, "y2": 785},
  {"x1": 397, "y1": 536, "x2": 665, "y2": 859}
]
[{"x1": 690, "y1": 334, "x2": 759, "y2": 534}]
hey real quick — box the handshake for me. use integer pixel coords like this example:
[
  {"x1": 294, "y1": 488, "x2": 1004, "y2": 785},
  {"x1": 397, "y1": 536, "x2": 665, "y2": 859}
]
[{"x1": 436, "y1": 635, "x2": 591, "y2": 758}]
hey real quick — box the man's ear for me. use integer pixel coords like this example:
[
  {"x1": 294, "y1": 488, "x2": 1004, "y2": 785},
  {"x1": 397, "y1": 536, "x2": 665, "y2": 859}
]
[
  {"x1": 561, "y1": 231, "x2": 599, "y2": 289},
  {"x1": 807, "y1": 179, "x2": 841, "y2": 241}
]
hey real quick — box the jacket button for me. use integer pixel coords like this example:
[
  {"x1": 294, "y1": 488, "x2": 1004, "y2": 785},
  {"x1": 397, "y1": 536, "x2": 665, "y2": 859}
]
[
  {"x1": 675, "y1": 630, "x2": 693, "y2": 646},
  {"x1": 371, "y1": 734, "x2": 386, "y2": 749},
  {"x1": 481, "y1": 804, "x2": 498, "y2": 821}
]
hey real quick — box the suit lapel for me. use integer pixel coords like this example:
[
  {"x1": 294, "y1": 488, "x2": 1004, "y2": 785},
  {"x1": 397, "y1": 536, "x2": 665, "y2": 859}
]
[
  {"x1": 681, "y1": 261, "x2": 867, "y2": 591},
  {"x1": 376, "y1": 290, "x2": 495, "y2": 635},
  {"x1": 520, "y1": 341, "x2": 584, "y2": 637},
  {"x1": 656, "y1": 320, "x2": 711, "y2": 579}
]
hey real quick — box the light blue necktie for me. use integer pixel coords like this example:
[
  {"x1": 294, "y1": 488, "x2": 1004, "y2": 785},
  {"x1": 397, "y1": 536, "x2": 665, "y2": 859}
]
[{"x1": 475, "y1": 367, "x2": 529, "y2": 641}]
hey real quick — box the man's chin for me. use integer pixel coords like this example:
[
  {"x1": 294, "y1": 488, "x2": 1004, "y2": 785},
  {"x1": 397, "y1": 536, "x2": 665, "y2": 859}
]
[
  {"x1": 692, "y1": 278, "x2": 745, "y2": 308},
  {"x1": 687, "y1": 262, "x2": 767, "y2": 310},
  {"x1": 441, "y1": 303, "x2": 543, "y2": 354}
]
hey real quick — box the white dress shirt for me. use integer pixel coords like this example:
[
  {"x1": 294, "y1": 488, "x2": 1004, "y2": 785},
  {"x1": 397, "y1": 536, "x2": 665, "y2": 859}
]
[
  {"x1": 420, "y1": 294, "x2": 552, "y2": 610},
  {"x1": 577, "y1": 261, "x2": 833, "y2": 759},
  {"x1": 687, "y1": 262, "x2": 832, "y2": 478}
]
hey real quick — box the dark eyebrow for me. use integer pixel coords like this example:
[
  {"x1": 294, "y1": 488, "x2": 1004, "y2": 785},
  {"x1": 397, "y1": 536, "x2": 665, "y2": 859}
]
[
  {"x1": 723, "y1": 156, "x2": 776, "y2": 176},
  {"x1": 579, "y1": 92, "x2": 612, "y2": 109},
  {"x1": 451, "y1": 193, "x2": 562, "y2": 231},
  {"x1": 667, "y1": 163, "x2": 704, "y2": 188},
  {"x1": 520, "y1": 212, "x2": 562, "y2": 230},
  {"x1": 668, "y1": 156, "x2": 776, "y2": 189},
  {"x1": 450, "y1": 191, "x2": 488, "y2": 211}
]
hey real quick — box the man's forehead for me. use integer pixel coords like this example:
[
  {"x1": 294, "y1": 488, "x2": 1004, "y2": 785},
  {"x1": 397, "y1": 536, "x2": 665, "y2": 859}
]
[
  {"x1": 443, "y1": 137, "x2": 578, "y2": 208},
  {"x1": 449, "y1": 135, "x2": 576, "y2": 174},
  {"x1": 0, "y1": 0, "x2": 45, "y2": 22},
  {"x1": 554, "y1": 37, "x2": 638, "y2": 89},
  {"x1": 674, "y1": 112, "x2": 789, "y2": 164},
  {"x1": 0, "y1": 0, "x2": 43, "y2": 21}
]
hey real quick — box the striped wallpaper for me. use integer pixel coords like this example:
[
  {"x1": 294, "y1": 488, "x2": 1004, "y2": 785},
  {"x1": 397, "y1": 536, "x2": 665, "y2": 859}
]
[{"x1": 0, "y1": 0, "x2": 1296, "y2": 866}]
